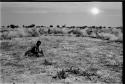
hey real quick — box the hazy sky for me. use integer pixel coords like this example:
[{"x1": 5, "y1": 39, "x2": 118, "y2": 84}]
[{"x1": 1, "y1": 2, "x2": 122, "y2": 27}]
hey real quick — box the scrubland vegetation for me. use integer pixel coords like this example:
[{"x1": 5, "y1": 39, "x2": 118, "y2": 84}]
[
  {"x1": 0, "y1": 24, "x2": 123, "y2": 84},
  {"x1": 0, "y1": 24, "x2": 123, "y2": 42}
]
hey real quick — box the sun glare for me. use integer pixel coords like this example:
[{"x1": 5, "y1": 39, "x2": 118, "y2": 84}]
[{"x1": 91, "y1": 7, "x2": 100, "y2": 15}]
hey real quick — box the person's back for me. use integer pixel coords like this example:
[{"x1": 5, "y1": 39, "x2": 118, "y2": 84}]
[{"x1": 30, "y1": 45, "x2": 39, "y2": 54}]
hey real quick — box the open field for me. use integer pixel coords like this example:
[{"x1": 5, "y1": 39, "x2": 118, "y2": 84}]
[{"x1": 0, "y1": 35, "x2": 123, "y2": 84}]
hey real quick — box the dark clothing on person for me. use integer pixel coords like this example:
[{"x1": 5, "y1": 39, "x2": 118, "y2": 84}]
[
  {"x1": 30, "y1": 45, "x2": 40, "y2": 54},
  {"x1": 25, "y1": 41, "x2": 44, "y2": 57}
]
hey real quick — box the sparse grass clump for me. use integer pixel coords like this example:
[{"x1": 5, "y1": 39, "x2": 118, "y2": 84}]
[
  {"x1": 43, "y1": 59, "x2": 52, "y2": 65},
  {"x1": 52, "y1": 69, "x2": 68, "y2": 79}
]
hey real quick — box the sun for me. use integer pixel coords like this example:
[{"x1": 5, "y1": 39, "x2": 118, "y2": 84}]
[{"x1": 91, "y1": 7, "x2": 100, "y2": 15}]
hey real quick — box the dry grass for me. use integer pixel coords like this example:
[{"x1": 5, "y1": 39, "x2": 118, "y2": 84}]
[{"x1": 0, "y1": 36, "x2": 123, "y2": 84}]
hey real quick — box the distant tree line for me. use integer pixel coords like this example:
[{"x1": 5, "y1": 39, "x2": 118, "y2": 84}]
[{"x1": 1, "y1": 24, "x2": 122, "y2": 30}]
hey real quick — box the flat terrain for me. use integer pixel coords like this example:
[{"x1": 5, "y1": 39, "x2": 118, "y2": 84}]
[{"x1": 0, "y1": 36, "x2": 123, "y2": 84}]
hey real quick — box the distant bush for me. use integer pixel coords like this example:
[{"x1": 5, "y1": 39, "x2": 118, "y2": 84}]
[
  {"x1": 111, "y1": 28, "x2": 122, "y2": 36},
  {"x1": 101, "y1": 28, "x2": 112, "y2": 34},
  {"x1": 86, "y1": 29, "x2": 92, "y2": 36},
  {"x1": 99, "y1": 33, "x2": 118, "y2": 40},
  {"x1": 68, "y1": 29, "x2": 83, "y2": 37},
  {"x1": 26, "y1": 28, "x2": 39, "y2": 37},
  {"x1": 8, "y1": 24, "x2": 19, "y2": 29},
  {"x1": 50, "y1": 25, "x2": 53, "y2": 28},
  {"x1": 80, "y1": 28, "x2": 89, "y2": 37},
  {"x1": 51, "y1": 29, "x2": 64, "y2": 35},
  {"x1": 16, "y1": 28, "x2": 29, "y2": 37},
  {"x1": 47, "y1": 29, "x2": 53, "y2": 34},
  {"x1": 38, "y1": 28, "x2": 46, "y2": 35},
  {"x1": 0, "y1": 31, "x2": 11, "y2": 40},
  {"x1": 114, "y1": 32, "x2": 123, "y2": 42},
  {"x1": 97, "y1": 27, "x2": 123, "y2": 42}
]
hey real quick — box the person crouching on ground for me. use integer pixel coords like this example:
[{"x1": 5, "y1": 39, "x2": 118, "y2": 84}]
[{"x1": 24, "y1": 40, "x2": 44, "y2": 57}]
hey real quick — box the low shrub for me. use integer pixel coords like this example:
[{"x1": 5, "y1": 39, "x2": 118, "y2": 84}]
[
  {"x1": 52, "y1": 69, "x2": 68, "y2": 79},
  {"x1": 0, "y1": 31, "x2": 12, "y2": 40},
  {"x1": 43, "y1": 59, "x2": 53, "y2": 65},
  {"x1": 99, "y1": 33, "x2": 118, "y2": 41},
  {"x1": 38, "y1": 28, "x2": 46, "y2": 35},
  {"x1": 68, "y1": 29, "x2": 83, "y2": 37},
  {"x1": 26, "y1": 28, "x2": 39, "y2": 37},
  {"x1": 52, "y1": 29, "x2": 64, "y2": 35}
]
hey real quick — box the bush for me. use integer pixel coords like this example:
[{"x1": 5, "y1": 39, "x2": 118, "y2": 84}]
[
  {"x1": 53, "y1": 69, "x2": 67, "y2": 79},
  {"x1": 52, "y1": 29, "x2": 64, "y2": 35},
  {"x1": 16, "y1": 28, "x2": 29, "y2": 37},
  {"x1": 99, "y1": 33, "x2": 118, "y2": 41},
  {"x1": 68, "y1": 29, "x2": 83, "y2": 37},
  {"x1": 0, "y1": 28, "x2": 43, "y2": 39},
  {"x1": 38, "y1": 28, "x2": 45, "y2": 35},
  {"x1": 86, "y1": 29, "x2": 92, "y2": 36},
  {"x1": 57, "y1": 25, "x2": 60, "y2": 28},
  {"x1": 0, "y1": 31, "x2": 12, "y2": 40},
  {"x1": 26, "y1": 28, "x2": 39, "y2": 37},
  {"x1": 47, "y1": 29, "x2": 53, "y2": 34},
  {"x1": 50, "y1": 25, "x2": 53, "y2": 27},
  {"x1": 80, "y1": 28, "x2": 89, "y2": 37}
]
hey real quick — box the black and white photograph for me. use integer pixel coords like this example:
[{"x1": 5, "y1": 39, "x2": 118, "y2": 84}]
[{"x1": 0, "y1": 2, "x2": 123, "y2": 84}]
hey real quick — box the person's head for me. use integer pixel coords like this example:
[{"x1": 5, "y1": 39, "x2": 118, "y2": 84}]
[{"x1": 36, "y1": 40, "x2": 41, "y2": 46}]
